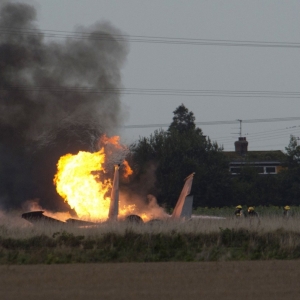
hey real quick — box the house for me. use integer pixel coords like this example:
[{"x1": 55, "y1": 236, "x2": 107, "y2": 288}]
[{"x1": 224, "y1": 137, "x2": 286, "y2": 175}]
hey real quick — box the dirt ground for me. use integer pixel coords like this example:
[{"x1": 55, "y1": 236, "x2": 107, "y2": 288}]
[{"x1": 0, "y1": 261, "x2": 299, "y2": 300}]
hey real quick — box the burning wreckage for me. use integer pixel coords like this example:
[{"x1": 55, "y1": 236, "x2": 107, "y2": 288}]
[
  {"x1": 22, "y1": 136, "x2": 195, "y2": 226},
  {"x1": 0, "y1": 3, "x2": 217, "y2": 226},
  {"x1": 22, "y1": 170, "x2": 195, "y2": 226}
]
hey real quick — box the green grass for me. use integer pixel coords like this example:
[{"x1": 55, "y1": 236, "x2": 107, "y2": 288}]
[{"x1": 1, "y1": 228, "x2": 300, "y2": 264}]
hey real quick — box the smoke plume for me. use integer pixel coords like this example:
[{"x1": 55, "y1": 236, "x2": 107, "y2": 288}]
[{"x1": 0, "y1": 2, "x2": 129, "y2": 210}]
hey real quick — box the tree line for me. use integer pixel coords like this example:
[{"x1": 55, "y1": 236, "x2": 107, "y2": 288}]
[{"x1": 126, "y1": 104, "x2": 300, "y2": 209}]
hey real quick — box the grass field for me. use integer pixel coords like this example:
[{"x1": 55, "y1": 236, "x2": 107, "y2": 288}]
[
  {"x1": 1, "y1": 210, "x2": 299, "y2": 298},
  {"x1": 1, "y1": 210, "x2": 300, "y2": 238},
  {"x1": 1, "y1": 261, "x2": 300, "y2": 300},
  {"x1": 1, "y1": 211, "x2": 300, "y2": 263}
]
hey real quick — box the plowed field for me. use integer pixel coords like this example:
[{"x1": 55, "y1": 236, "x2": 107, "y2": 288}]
[{"x1": 0, "y1": 261, "x2": 299, "y2": 300}]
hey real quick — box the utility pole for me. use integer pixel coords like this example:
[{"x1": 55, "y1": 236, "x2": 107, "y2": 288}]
[{"x1": 237, "y1": 119, "x2": 242, "y2": 137}]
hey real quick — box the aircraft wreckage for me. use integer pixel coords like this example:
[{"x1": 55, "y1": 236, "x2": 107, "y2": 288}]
[{"x1": 22, "y1": 166, "x2": 198, "y2": 226}]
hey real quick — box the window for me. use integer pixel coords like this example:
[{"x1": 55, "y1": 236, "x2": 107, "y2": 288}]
[
  {"x1": 230, "y1": 166, "x2": 278, "y2": 175},
  {"x1": 230, "y1": 167, "x2": 241, "y2": 174},
  {"x1": 266, "y1": 167, "x2": 276, "y2": 174}
]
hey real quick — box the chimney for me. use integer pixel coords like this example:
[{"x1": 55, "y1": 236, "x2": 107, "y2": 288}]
[{"x1": 234, "y1": 137, "x2": 248, "y2": 155}]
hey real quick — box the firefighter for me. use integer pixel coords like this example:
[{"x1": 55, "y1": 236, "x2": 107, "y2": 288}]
[
  {"x1": 283, "y1": 206, "x2": 290, "y2": 218},
  {"x1": 234, "y1": 205, "x2": 243, "y2": 217},
  {"x1": 247, "y1": 207, "x2": 258, "y2": 217}
]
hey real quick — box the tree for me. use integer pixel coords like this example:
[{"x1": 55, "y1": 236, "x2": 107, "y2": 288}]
[
  {"x1": 129, "y1": 125, "x2": 300, "y2": 209},
  {"x1": 230, "y1": 166, "x2": 281, "y2": 206},
  {"x1": 285, "y1": 135, "x2": 300, "y2": 168},
  {"x1": 130, "y1": 105, "x2": 232, "y2": 209},
  {"x1": 277, "y1": 135, "x2": 300, "y2": 205},
  {"x1": 168, "y1": 104, "x2": 202, "y2": 135}
]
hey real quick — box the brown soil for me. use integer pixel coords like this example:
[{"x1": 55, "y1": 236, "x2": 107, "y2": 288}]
[{"x1": 0, "y1": 261, "x2": 299, "y2": 300}]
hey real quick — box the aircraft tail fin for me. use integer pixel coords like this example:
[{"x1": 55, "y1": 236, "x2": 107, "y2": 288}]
[
  {"x1": 179, "y1": 195, "x2": 194, "y2": 219},
  {"x1": 171, "y1": 173, "x2": 195, "y2": 219},
  {"x1": 108, "y1": 164, "x2": 120, "y2": 221}
]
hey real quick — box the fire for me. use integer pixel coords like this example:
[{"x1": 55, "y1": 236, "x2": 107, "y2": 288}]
[
  {"x1": 99, "y1": 134, "x2": 121, "y2": 148},
  {"x1": 53, "y1": 135, "x2": 135, "y2": 221},
  {"x1": 54, "y1": 149, "x2": 112, "y2": 220},
  {"x1": 123, "y1": 160, "x2": 133, "y2": 178}
]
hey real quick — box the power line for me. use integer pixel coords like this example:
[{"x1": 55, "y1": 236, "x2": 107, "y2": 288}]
[
  {"x1": 176, "y1": 129, "x2": 299, "y2": 145},
  {"x1": 2, "y1": 83, "x2": 299, "y2": 135},
  {"x1": 218, "y1": 130, "x2": 299, "y2": 146},
  {"x1": 247, "y1": 131, "x2": 300, "y2": 142},
  {"x1": 244, "y1": 125, "x2": 300, "y2": 137},
  {"x1": 1, "y1": 27, "x2": 300, "y2": 48},
  {"x1": 246, "y1": 127, "x2": 300, "y2": 139},
  {"x1": 123, "y1": 117, "x2": 300, "y2": 129},
  {"x1": 1, "y1": 86, "x2": 300, "y2": 98},
  {"x1": 214, "y1": 125, "x2": 300, "y2": 142},
  {"x1": 201, "y1": 127, "x2": 300, "y2": 147}
]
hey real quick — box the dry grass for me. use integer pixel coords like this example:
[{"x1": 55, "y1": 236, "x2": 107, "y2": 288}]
[
  {"x1": 1, "y1": 261, "x2": 300, "y2": 300},
  {"x1": 1, "y1": 212, "x2": 300, "y2": 264},
  {"x1": 1, "y1": 211, "x2": 300, "y2": 238}
]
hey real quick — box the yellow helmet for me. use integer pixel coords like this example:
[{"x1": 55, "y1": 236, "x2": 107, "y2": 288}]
[
  {"x1": 248, "y1": 207, "x2": 254, "y2": 212},
  {"x1": 284, "y1": 206, "x2": 290, "y2": 210},
  {"x1": 236, "y1": 205, "x2": 242, "y2": 209}
]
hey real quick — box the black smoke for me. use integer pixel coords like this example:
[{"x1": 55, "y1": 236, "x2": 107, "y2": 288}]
[{"x1": 0, "y1": 2, "x2": 129, "y2": 211}]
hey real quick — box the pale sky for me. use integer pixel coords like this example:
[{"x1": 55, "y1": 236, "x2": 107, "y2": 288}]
[{"x1": 18, "y1": 0, "x2": 300, "y2": 151}]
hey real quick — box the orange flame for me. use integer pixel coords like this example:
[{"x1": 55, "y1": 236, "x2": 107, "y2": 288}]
[
  {"x1": 53, "y1": 135, "x2": 135, "y2": 221},
  {"x1": 54, "y1": 149, "x2": 112, "y2": 220},
  {"x1": 123, "y1": 160, "x2": 133, "y2": 178},
  {"x1": 100, "y1": 134, "x2": 121, "y2": 147}
]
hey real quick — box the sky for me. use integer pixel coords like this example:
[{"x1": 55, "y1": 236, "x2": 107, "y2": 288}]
[{"x1": 16, "y1": 0, "x2": 300, "y2": 151}]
